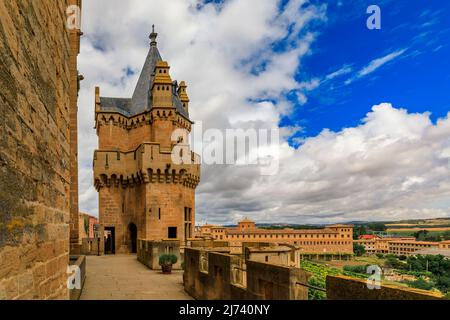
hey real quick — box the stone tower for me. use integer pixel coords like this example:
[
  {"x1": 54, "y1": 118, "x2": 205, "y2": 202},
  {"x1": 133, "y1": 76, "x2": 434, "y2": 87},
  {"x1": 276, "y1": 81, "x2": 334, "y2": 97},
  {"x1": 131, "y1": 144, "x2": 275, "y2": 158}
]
[{"x1": 93, "y1": 28, "x2": 200, "y2": 254}]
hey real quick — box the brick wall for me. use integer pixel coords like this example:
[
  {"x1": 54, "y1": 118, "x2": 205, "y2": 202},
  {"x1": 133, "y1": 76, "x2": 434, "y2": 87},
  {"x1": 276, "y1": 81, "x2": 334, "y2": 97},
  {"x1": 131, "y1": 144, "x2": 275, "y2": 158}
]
[{"x1": 0, "y1": 0, "x2": 80, "y2": 299}]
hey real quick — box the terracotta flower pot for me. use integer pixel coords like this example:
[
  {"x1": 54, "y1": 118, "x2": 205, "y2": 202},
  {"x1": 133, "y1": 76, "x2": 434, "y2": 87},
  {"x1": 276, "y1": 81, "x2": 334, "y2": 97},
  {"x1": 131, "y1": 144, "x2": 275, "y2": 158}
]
[{"x1": 162, "y1": 264, "x2": 173, "y2": 274}]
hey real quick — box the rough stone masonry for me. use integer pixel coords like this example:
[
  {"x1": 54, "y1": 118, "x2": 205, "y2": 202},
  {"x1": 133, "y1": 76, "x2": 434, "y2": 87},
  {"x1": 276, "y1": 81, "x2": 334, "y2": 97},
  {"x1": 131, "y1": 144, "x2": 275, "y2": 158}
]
[{"x1": 0, "y1": 0, "x2": 81, "y2": 299}]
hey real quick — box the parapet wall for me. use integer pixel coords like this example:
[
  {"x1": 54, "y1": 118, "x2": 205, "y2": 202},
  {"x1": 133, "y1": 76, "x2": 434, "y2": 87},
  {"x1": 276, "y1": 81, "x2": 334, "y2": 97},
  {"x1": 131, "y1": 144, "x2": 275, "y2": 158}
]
[
  {"x1": 80, "y1": 238, "x2": 104, "y2": 256},
  {"x1": 137, "y1": 239, "x2": 182, "y2": 270},
  {"x1": 326, "y1": 275, "x2": 444, "y2": 300},
  {"x1": 189, "y1": 239, "x2": 229, "y2": 248},
  {"x1": 68, "y1": 255, "x2": 86, "y2": 300},
  {"x1": 183, "y1": 248, "x2": 310, "y2": 300}
]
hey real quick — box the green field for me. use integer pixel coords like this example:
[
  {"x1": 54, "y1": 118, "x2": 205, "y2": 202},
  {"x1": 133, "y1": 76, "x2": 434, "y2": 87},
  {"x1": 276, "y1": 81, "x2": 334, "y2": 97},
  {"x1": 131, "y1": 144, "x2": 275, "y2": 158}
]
[
  {"x1": 299, "y1": 257, "x2": 429, "y2": 300},
  {"x1": 300, "y1": 260, "x2": 369, "y2": 300},
  {"x1": 388, "y1": 229, "x2": 448, "y2": 237}
]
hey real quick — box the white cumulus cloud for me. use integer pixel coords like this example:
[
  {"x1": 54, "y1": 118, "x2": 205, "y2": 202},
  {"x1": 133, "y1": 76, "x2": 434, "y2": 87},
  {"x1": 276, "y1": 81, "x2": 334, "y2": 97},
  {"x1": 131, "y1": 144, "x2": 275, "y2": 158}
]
[{"x1": 76, "y1": 0, "x2": 450, "y2": 225}]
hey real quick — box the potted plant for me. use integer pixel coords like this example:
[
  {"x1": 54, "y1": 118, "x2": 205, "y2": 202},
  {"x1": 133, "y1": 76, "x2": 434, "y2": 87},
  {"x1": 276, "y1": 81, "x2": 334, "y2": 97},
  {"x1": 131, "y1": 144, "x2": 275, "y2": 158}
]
[{"x1": 159, "y1": 254, "x2": 178, "y2": 274}]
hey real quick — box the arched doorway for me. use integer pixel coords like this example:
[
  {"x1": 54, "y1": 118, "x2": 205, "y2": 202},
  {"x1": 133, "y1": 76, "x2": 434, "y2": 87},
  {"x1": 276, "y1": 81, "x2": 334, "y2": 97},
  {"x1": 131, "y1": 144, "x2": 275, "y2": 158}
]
[{"x1": 128, "y1": 223, "x2": 137, "y2": 254}]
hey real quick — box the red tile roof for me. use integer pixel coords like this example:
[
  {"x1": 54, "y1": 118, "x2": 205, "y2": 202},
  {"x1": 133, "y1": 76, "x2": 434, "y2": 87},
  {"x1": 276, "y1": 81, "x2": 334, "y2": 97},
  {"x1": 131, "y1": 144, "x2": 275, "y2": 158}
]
[{"x1": 359, "y1": 235, "x2": 380, "y2": 240}]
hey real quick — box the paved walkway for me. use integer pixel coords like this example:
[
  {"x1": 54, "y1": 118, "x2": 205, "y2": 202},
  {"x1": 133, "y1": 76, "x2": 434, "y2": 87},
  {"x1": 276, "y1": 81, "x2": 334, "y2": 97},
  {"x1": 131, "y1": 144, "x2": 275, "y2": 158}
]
[{"x1": 80, "y1": 254, "x2": 192, "y2": 300}]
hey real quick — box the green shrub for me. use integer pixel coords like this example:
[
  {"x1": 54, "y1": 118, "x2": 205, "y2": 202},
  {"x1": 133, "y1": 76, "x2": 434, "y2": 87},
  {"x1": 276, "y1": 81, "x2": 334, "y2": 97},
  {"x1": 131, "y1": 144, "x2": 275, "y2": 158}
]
[
  {"x1": 353, "y1": 243, "x2": 366, "y2": 256},
  {"x1": 343, "y1": 265, "x2": 369, "y2": 274},
  {"x1": 404, "y1": 278, "x2": 433, "y2": 291},
  {"x1": 159, "y1": 254, "x2": 178, "y2": 266},
  {"x1": 384, "y1": 255, "x2": 407, "y2": 269}
]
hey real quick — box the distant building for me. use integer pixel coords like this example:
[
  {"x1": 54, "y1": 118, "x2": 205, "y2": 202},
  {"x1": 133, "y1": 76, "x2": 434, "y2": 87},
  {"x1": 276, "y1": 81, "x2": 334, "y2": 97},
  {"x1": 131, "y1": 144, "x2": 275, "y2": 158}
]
[
  {"x1": 355, "y1": 236, "x2": 450, "y2": 256},
  {"x1": 414, "y1": 248, "x2": 450, "y2": 258},
  {"x1": 198, "y1": 219, "x2": 354, "y2": 258},
  {"x1": 245, "y1": 244, "x2": 301, "y2": 267},
  {"x1": 388, "y1": 240, "x2": 440, "y2": 256},
  {"x1": 439, "y1": 240, "x2": 450, "y2": 250},
  {"x1": 358, "y1": 235, "x2": 380, "y2": 240},
  {"x1": 79, "y1": 213, "x2": 99, "y2": 241}
]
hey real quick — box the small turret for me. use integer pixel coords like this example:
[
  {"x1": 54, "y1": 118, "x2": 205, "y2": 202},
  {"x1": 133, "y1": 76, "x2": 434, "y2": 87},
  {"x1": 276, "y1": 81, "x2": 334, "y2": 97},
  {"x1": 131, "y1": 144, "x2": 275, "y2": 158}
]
[
  {"x1": 152, "y1": 61, "x2": 173, "y2": 107},
  {"x1": 177, "y1": 81, "x2": 189, "y2": 111}
]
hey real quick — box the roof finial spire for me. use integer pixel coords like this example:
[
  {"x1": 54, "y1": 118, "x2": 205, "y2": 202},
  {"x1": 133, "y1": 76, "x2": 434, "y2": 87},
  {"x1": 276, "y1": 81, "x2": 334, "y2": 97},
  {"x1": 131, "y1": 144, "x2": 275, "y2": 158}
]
[{"x1": 149, "y1": 24, "x2": 158, "y2": 47}]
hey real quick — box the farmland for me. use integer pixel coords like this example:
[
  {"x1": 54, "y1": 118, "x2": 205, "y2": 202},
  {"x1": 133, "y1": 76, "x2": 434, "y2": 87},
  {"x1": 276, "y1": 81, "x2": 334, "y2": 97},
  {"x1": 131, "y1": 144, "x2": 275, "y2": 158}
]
[{"x1": 300, "y1": 260, "x2": 369, "y2": 300}]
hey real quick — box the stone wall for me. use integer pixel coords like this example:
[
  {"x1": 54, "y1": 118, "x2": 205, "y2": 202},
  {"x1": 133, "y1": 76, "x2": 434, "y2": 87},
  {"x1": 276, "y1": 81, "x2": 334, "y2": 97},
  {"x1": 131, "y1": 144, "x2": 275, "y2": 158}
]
[
  {"x1": 94, "y1": 142, "x2": 199, "y2": 252},
  {"x1": 183, "y1": 248, "x2": 310, "y2": 300},
  {"x1": 68, "y1": 255, "x2": 86, "y2": 300},
  {"x1": 189, "y1": 239, "x2": 229, "y2": 248},
  {"x1": 0, "y1": 0, "x2": 80, "y2": 299},
  {"x1": 326, "y1": 275, "x2": 445, "y2": 300},
  {"x1": 137, "y1": 239, "x2": 182, "y2": 270},
  {"x1": 80, "y1": 237, "x2": 104, "y2": 256},
  {"x1": 68, "y1": 0, "x2": 82, "y2": 254}
]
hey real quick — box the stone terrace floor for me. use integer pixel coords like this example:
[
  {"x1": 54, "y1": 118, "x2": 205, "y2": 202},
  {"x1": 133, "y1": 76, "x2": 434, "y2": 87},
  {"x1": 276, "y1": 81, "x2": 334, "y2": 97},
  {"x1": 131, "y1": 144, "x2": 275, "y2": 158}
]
[{"x1": 80, "y1": 254, "x2": 192, "y2": 300}]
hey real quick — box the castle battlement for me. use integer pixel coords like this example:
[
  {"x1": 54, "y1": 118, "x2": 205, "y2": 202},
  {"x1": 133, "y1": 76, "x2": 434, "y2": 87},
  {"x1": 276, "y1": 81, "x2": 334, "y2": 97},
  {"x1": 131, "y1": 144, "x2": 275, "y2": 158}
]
[{"x1": 94, "y1": 143, "x2": 200, "y2": 191}]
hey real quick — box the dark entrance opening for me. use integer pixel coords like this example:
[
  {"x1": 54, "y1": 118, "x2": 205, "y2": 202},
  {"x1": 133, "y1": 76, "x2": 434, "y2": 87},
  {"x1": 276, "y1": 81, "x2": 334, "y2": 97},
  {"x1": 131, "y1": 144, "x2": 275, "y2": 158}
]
[
  {"x1": 259, "y1": 279, "x2": 274, "y2": 299},
  {"x1": 168, "y1": 227, "x2": 177, "y2": 239},
  {"x1": 104, "y1": 227, "x2": 115, "y2": 254},
  {"x1": 128, "y1": 223, "x2": 137, "y2": 253}
]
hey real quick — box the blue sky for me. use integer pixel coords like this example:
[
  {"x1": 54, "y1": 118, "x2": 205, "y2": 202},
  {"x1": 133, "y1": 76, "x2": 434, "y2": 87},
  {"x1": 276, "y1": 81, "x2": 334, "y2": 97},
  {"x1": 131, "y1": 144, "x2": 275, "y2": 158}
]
[
  {"x1": 279, "y1": 0, "x2": 450, "y2": 146},
  {"x1": 78, "y1": 0, "x2": 450, "y2": 224}
]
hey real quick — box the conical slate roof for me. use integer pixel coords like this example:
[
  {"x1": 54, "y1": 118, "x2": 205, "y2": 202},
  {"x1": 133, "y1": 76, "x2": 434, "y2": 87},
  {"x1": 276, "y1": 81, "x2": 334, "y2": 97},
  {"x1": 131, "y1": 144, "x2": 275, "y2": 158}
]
[
  {"x1": 130, "y1": 43, "x2": 162, "y2": 114},
  {"x1": 99, "y1": 30, "x2": 190, "y2": 119}
]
